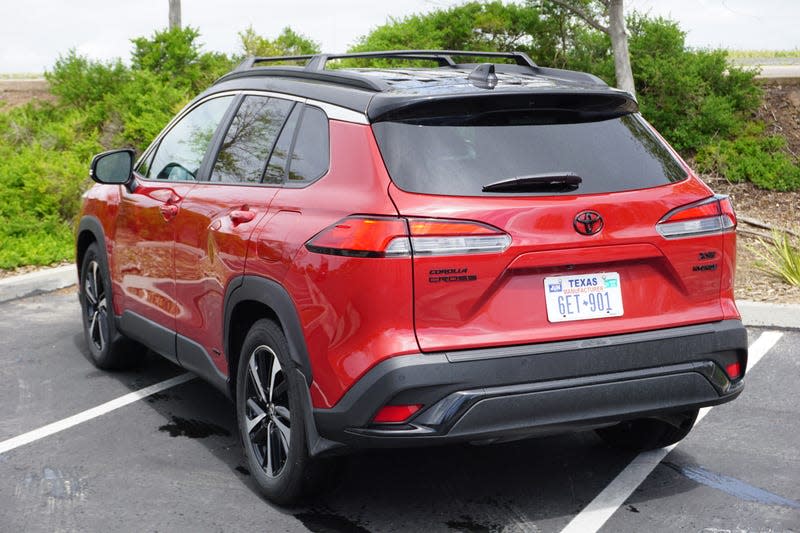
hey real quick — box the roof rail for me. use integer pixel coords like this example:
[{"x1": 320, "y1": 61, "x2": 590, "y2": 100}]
[{"x1": 219, "y1": 50, "x2": 543, "y2": 92}]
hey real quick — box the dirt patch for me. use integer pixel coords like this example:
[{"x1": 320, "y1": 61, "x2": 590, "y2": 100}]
[
  {"x1": 703, "y1": 175, "x2": 800, "y2": 304},
  {"x1": 0, "y1": 79, "x2": 55, "y2": 110},
  {"x1": 756, "y1": 78, "x2": 800, "y2": 157}
]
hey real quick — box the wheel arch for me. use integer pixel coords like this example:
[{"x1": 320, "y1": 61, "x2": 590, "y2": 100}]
[
  {"x1": 224, "y1": 276, "x2": 342, "y2": 457},
  {"x1": 76, "y1": 216, "x2": 108, "y2": 277},
  {"x1": 224, "y1": 275, "x2": 313, "y2": 397}
]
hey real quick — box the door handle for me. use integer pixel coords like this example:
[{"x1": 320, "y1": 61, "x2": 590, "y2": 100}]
[
  {"x1": 160, "y1": 204, "x2": 179, "y2": 220},
  {"x1": 230, "y1": 209, "x2": 256, "y2": 225}
]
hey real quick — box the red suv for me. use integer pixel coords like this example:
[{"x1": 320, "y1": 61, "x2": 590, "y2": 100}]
[{"x1": 77, "y1": 50, "x2": 747, "y2": 503}]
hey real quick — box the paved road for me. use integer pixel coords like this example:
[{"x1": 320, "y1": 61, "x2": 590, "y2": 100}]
[
  {"x1": 754, "y1": 64, "x2": 800, "y2": 78},
  {"x1": 1, "y1": 289, "x2": 798, "y2": 532}
]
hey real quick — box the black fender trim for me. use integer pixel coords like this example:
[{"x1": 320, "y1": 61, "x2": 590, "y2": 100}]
[
  {"x1": 223, "y1": 275, "x2": 313, "y2": 384},
  {"x1": 223, "y1": 276, "x2": 339, "y2": 457},
  {"x1": 76, "y1": 216, "x2": 108, "y2": 277}
]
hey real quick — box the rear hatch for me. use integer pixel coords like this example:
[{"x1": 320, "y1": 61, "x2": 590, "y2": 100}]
[{"x1": 372, "y1": 94, "x2": 735, "y2": 352}]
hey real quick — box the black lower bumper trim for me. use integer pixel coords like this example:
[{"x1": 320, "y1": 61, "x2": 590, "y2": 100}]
[{"x1": 312, "y1": 320, "x2": 747, "y2": 450}]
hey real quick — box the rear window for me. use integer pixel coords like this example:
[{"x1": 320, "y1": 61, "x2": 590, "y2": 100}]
[{"x1": 372, "y1": 113, "x2": 686, "y2": 196}]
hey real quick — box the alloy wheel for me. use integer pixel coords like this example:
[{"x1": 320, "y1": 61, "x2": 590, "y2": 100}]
[
  {"x1": 83, "y1": 260, "x2": 108, "y2": 352},
  {"x1": 244, "y1": 345, "x2": 292, "y2": 478}
]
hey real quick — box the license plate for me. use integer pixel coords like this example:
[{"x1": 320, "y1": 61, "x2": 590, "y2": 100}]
[{"x1": 544, "y1": 272, "x2": 624, "y2": 323}]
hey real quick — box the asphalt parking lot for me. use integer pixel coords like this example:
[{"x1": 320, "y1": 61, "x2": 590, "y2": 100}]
[{"x1": 1, "y1": 288, "x2": 798, "y2": 532}]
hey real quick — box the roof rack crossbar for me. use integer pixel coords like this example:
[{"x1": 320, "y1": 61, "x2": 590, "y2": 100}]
[
  {"x1": 235, "y1": 55, "x2": 317, "y2": 71},
  {"x1": 303, "y1": 50, "x2": 537, "y2": 71},
  {"x1": 234, "y1": 50, "x2": 537, "y2": 74}
]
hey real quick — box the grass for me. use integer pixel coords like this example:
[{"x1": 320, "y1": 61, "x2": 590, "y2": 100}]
[
  {"x1": 751, "y1": 231, "x2": 800, "y2": 287},
  {"x1": 727, "y1": 49, "x2": 800, "y2": 59},
  {"x1": 0, "y1": 73, "x2": 45, "y2": 80},
  {"x1": 727, "y1": 49, "x2": 800, "y2": 66}
]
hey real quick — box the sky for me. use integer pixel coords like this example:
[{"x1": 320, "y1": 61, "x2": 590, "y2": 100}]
[{"x1": 1, "y1": 0, "x2": 798, "y2": 73}]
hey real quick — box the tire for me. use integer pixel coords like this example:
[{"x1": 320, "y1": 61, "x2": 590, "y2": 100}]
[
  {"x1": 236, "y1": 319, "x2": 314, "y2": 505},
  {"x1": 79, "y1": 242, "x2": 140, "y2": 369},
  {"x1": 595, "y1": 409, "x2": 699, "y2": 452}
]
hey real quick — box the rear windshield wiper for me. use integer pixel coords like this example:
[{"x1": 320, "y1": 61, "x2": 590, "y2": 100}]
[{"x1": 482, "y1": 173, "x2": 582, "y2": 193}]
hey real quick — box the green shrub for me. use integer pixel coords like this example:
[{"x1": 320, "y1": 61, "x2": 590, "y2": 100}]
[
  {"x1": 131, "y1": 27, "x2": 235, "y2": 92},
  {"x1": 239, "y1": 26, "x2": 320, "y2": 57},
  {"x1": 0, "y1": 27, "x2": 239, "y2": 269},
  {"x1": 695, "y1": 124, "x2": 800, "y2": 191},
  {"x1": 46, "y1": 52, "x2": 129, "y2": 111}
]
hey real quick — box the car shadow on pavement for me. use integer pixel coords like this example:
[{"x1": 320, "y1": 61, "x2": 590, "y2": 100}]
[{"x1": 71, "y1": 332, "x2": 700, "y2": 531}]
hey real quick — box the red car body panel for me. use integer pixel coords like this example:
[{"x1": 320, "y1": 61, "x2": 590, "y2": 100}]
[
  {"x1": 245, "y1": 121, "x2": 418, "y2": 408},
  {"x1": 388, "y1": 174, "x2": 734, "y2": 353},
  {"x1": 172, "y1": 183, "x2": 277, "y2": 375},
  {"x1": 77, "y1": 99, "x2": 740, "y2": 412}
]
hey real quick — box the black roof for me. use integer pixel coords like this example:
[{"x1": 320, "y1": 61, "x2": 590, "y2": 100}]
[{"x1": 207, "y1": 50, "x2": 637, "y2": 122}]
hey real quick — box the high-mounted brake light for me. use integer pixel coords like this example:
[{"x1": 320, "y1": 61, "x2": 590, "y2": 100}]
[
  {"x1": 306, "y1": 216, "x2": 511, "y2": 257},
  {"x1": 656, "y1": 194, "x2": 737, "y2": 239}
]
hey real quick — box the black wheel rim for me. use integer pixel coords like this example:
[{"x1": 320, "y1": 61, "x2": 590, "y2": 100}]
[
  {"x1": 244, "y1": 345, "x2": 291, "y2": 478},
  {"x1": 83, "y1": 260, "x2": 108, "y2": 352}
]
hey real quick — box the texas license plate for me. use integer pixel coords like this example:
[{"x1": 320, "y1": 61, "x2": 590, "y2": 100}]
[{"x1": 544, "y1": 272, "x2": 624, "y2": 322}]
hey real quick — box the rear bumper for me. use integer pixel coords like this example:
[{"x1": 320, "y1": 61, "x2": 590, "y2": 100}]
[{"x1": 313, "y1": 320, "x2": 747, "y2": 449}]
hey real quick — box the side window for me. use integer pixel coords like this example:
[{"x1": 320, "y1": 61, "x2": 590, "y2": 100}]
[
  {"x1": 263, "y1": 106, "x2": 301, "y2": 185},
  {"x1": 211, "y1": 96, "x2": 294, "y2": 184},
  {"x1": 147, "y1": 96, "x2": 233, "y2": 181},
  {"x1": 135, "y1": 149, "x2": 156, "y2": 177},
  {"x1": 286, "y1": 106, "x2": 330, "y2": 184}
]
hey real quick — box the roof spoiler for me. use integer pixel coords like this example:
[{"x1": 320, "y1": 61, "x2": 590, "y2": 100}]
[{"x1": 368, "y1": 90, "x2": 639, "y2": 123}]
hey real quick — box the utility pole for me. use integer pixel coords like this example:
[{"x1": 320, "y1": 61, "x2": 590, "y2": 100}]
[{"x1": 169, "y1": 0, "x2": 181, "y2": 30}]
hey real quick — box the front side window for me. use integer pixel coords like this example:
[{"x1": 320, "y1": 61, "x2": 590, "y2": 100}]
[
  {"x1": 146, "y1": 96, "x2": 233, "y2": 181},
  {"x1": 211, "y1": 96, "x2": 294, "y2": 184}
]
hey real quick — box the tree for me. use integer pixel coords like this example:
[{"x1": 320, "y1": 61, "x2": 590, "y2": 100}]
[
  {"x1": 349, "y1": 2, "x2": 542, "y2": 55},
  {"x1": 545, "y1": 0, "x2": 635, "y2": 96},
  {"x1": 239, "y1": 26, "x2": 320, "y2": 57},
  {"x1": 169, "y1": 0, "x2": 181, "y2": 30}
]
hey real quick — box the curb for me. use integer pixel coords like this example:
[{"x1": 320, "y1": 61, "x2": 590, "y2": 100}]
[
  {"x1": 0, "y1": 265, "x2": 76, "y2": 304},
  {"x1": 737, "y1": 300, "x2": 800, "y2": 330},
  {"x1": 1, "y1": 265, "x2": 799, "y2": 330}
]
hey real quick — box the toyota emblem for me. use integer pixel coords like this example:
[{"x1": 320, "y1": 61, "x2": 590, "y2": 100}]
[{"x1": 574, "y1": 211, "x2": 604, "y2": 236}]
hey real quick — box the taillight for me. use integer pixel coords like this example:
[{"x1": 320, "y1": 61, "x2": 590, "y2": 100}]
[
  {"x1": 304, "y1": 216, "x2": 408, "y2": 258},
  {"x1": 373, "y1": 404, "x2": 423, "y2": 424},
  {"x1": 656, "y1": 194, "x2": 737, "y2": 239},
  {"x1": 306, "y1": 216, "x2": 511, "y2": 257}
]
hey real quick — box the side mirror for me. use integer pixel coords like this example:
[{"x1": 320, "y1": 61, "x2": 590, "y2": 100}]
[{"x1": 90, "y1": 149, "x2": 135, "y2": 186}]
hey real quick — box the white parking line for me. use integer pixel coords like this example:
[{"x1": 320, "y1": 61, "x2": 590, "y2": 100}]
[
  {"x1": 0, "y1": 373, "x2": 194, "y2": 455},
  {"x1": 560, "y1": 330, "x2": 784, "y2": 533}
]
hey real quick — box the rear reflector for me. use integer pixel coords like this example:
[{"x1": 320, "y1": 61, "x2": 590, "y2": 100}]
[
  {"x1": 725, "y1": 361, "x2": 742, "y2": 380},
  {"x1": 373, "y1": 404, "x2": 423, "y2": 424},
  {"x1": 656, "y1": 195, "x2": 736, "y2": 239},
  {"x1": 306, "y1": 216, "x2": 511, "y2": 257}
]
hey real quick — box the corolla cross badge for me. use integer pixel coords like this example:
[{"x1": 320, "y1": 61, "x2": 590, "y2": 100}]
[{"x1": 574, "y1": 210, "x2": 604, "y2": 236}]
